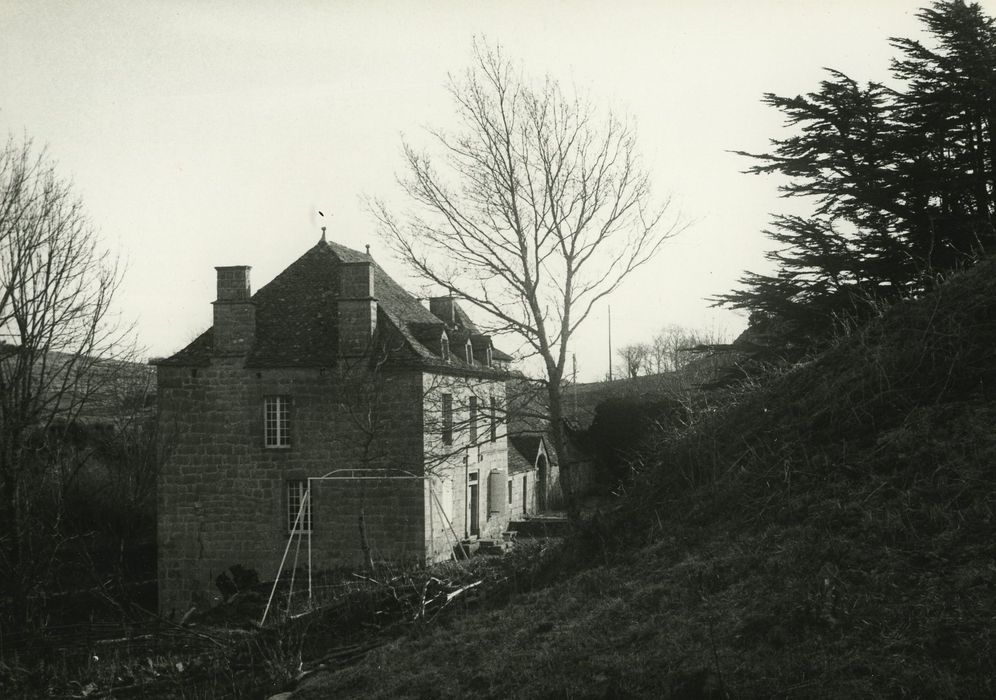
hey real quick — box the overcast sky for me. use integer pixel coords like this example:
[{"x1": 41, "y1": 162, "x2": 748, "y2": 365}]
[{"x1": 2, "y1": 1, "x2": 932, "y2": 380}]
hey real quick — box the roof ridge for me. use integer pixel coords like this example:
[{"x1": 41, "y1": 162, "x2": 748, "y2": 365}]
[{"x1": 159, "y1": 239, "x2": 509, "y2": 376}]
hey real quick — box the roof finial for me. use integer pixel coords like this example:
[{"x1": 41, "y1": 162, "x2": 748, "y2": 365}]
[
  {"x1": 321, "y1": 226, "x2": 327, "y2": 242},
  {"x1": 365, "y1": 244, "x2": 370, "y2": 256}
]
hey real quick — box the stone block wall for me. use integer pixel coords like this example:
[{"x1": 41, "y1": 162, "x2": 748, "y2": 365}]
[
  {"x1": 212, "y1": 266, "x2": 254, "y2": 356},
  {"x1": 311, "y1": 476, "x2": 425, "y2": 566},
  {"x1": 157, "y1": 360, "x2": 426, "y2": 615},
  {"x1": 212, "y1": 302, "x2": 256, "y2": 356},
  {"x1": 215, "y1": 265, "x2": 251, "y2": 301},
  {"x1": 422, "y1": 373, "x2": 510, "y2": 558},
  {"x1": 337, "y1": 300, "x2": 377, "y2": 356},
  {"x1": 508, "y1": 468, "x2": 537, "y2": 518},
  {"x1": 337, "y1": 262, "x2": 376, "y2": 357}
]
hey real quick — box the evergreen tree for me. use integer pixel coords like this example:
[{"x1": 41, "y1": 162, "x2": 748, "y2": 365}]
[{"x1": 719, "y1": 1, "x2": 996, "y2": 356}]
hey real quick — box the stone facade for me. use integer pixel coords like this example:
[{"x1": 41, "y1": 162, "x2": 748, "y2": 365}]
[
  {"x1": 156, "y1": 240, "x2": 512, "y2": 615},
  {"x1": 508, "y1": 470, "x2": 536, "y2": 518},
  {"x1": 508, "y1": 434, "x2": 555, "y2": 517},
  {"x1": 422, "y1": 373, "x2": 508, "y2": 558}
]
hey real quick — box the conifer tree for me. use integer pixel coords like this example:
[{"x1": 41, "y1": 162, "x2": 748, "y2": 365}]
[{"x1": 719, "y1": 1, "x2": 995, "y2": 355}]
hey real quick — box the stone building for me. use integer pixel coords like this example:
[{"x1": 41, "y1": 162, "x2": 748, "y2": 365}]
[
  {"x1": 155, "y1": 237, "x2": 513, "y2": 615},
  {"x1": 507, "y1": 434, "x2": 554, "y2": 516}
]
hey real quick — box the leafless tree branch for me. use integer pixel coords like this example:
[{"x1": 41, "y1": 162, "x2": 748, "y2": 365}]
[
  {"x1": 372, "y1": 42, "x2": 682, "y2": 519},
  {"x1": 0, "y1": 135, "x2": 134, "y2": 623}
]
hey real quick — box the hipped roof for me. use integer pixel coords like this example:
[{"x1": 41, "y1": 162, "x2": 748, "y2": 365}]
[{"x1": 158, "y1": 239, "x2": 508, "y2": 375}]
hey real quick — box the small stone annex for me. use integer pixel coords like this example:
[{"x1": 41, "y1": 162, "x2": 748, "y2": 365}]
[
  {"x1": 155, "y1": 236, "x2": 526, "y2": 615},
  {"x1": 508, "y1": 434, "x2": 553, "y2": 514}
]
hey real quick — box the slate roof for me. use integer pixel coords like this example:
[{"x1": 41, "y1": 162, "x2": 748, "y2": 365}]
[
  {"x1": 159, "y1": 239, "x2": 509, "y2": 376},
  {"x1": 508, "y1": 434, "x2": 544, "y2": 474},
  {"x1": 453, "y1": 304, "x2": 479, "y2": 333},
  {"x1": 491, "y1": 346, "x2": 514, "y2": 362}
]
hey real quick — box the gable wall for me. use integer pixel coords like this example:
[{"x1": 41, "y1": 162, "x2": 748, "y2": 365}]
[{"x1": 157, "y1": 359, "x2": 425, "y2": 615}]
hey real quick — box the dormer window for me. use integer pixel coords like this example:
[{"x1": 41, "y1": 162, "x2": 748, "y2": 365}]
[
  {"x1": 465, "y1": 340, "x2": 473, "y2": 364},
  {"x1": 441, "y1": 333, "x2": 450, "y2": 362}
]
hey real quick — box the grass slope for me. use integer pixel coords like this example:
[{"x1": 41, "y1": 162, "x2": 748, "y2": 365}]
[{"x1": 297, "y1": 260, "x2": 996, "y2": 699}]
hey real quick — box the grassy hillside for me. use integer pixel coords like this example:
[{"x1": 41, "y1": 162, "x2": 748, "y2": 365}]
[{"x1": 296, "y1": 259, "x2": 996, "y2": 699}]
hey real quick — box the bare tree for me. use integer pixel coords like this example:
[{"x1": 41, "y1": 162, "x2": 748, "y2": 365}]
[
  {"x1": 616, "y1": 342, "x2": 651, "y2": 378},
  {"x1": 372, "y1": 43, "x2": 680, "y2": 520},
  {"x1": 100, "y1": 364, "x2": 164, "y2": 528},
  {"x1": 649, "y1": 324, "x2": 729, "y2": 373},
  {"x1": 0, "y1": 136, "x2": 131, "y2": 623}
]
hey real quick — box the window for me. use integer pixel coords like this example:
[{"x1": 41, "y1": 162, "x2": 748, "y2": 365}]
[
  {"x1": 489, "y1": 395, "x2": 498, "y2": 442},
  {"x1": 465, "y1": 341, "x2": 473, "y2": 364},
  {"x1": 442, "y1": 393, "x2": 453, "y2": 445},
  {"x1": 507, "y1": 477, "x2": 513, "y2": 505},
  {"x1": 265, "y1": 396, "x2": 290, "y2": 447},
  {"x1": 485, "y1": 345, "x2": 493, "y2": 367},
  {"x1": 441, "y1": 334, "x2": 450, "y2": 361},
  {"x1": 469, "y1": 396, "x2": 478, "y2": 442},
  {"x1": 287, "y1": 479, "x2": 312, "y2": 533}
]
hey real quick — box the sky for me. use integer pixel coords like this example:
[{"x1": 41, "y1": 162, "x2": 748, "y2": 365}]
[{"x1": 1, "y1": 0, "x2": 940, "y2": 380}]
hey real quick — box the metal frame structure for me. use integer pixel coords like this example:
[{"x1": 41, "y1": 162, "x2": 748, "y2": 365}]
[{"x1": 259, "y1": 468, "x2": 467, "y2": 626}]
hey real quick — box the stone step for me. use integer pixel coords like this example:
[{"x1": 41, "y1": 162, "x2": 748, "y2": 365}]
[
  {"x1": 453, "y1": 537, "x2": 513, "y2": 558},
  {"x1": 477, "y1": 539, "x2": 511, "y2": 555},
  {"x1": 453, "y1": 539, "x2": 480, "y2": 559}
]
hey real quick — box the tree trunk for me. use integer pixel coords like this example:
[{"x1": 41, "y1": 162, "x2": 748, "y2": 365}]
[{"x1": 546, "y1": 381, "x2": 581, "y2": 523}]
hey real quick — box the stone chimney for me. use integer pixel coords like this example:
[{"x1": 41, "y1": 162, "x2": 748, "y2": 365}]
[
  {"x1": 429, "y1": 297, "x2": 456, "y2": 326},
  {"x1": 338, "y1": 262, "x2": 377, "y2": 356},
  {"x1": 213, "y1": 266, "x2": 255, "y2": 356}
]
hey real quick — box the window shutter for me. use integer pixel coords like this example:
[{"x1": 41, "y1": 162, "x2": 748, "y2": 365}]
[
  {"x1": 488, "y1": 470, "x2": 505, "y2": 517},
  {"x1": 441, "y1": 393, "x2": 453, "y2": 444}
]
